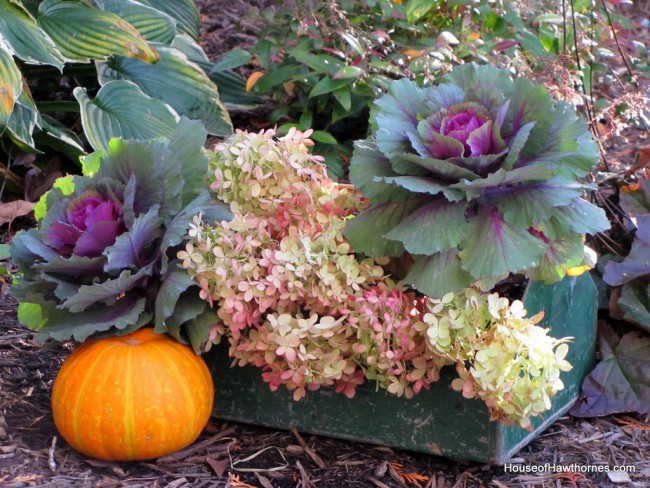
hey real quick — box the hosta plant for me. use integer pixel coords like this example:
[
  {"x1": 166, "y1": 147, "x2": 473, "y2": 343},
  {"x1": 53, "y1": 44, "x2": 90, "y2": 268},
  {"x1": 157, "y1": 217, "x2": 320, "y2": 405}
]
[
  {"x1": 344, "y1": 63, "x2": 610, "y2": 297},
  {"x1": 181, "y1": 128, "x2": 573, "y2": 428},
  {"x1": 0, "y1": 0, "x2": 236, "y2": 205},
  {"x1": 10, "y1": 119, "x2": 231, "y2": 350}
]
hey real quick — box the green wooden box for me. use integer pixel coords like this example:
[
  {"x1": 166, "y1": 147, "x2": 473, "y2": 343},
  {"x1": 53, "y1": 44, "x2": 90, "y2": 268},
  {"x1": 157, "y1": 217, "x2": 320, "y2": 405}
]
[{"x1": 207, "y1": 273, "x2": 597, "y2": 464}]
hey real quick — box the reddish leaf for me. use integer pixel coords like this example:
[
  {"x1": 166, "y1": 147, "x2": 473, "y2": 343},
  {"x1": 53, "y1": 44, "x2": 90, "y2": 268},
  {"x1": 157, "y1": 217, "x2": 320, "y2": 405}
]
[{"x1": 0, "y1": 200, "x2": 36, "y2": 228}]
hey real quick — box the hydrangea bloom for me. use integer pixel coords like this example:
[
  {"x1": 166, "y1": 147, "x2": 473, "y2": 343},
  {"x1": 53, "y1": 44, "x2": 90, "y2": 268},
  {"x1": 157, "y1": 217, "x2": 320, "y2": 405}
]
[{"x1": 182, "y1": 128, "x2": 573, "y2": 426}]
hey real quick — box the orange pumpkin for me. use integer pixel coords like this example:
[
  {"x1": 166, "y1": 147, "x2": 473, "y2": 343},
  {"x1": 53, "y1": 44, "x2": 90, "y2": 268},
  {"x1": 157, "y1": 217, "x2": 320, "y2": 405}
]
[{"x1": 51, "y1": 328, "x2": 214, "y2": 461}]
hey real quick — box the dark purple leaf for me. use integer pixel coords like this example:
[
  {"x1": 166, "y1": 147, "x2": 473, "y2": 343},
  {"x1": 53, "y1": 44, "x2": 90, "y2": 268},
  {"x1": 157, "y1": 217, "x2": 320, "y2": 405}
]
[
  {"x1": 47, "y1": 222, "x2": 82, "y2": 255},
  {"x1": 572, "y1": 323, "x2": 650, "y2": 417},
  {"x1": 73, "y1": 221, "x2": 123, "y2": 257}
]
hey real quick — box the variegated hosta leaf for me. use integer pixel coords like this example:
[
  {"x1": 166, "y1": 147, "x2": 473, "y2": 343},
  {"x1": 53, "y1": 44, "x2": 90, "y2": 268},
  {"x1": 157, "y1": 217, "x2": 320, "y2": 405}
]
[
  {"x1": 97, "y1": 43, "x2": 233, "y2": 136},
  {"x1": 101, "y1": 0, "x2": 176, "y2": 44},
  {"x1": 0, "y1": 47, "x2": 22, "y2": 129},
  {"x1": 5, "y1": 87, "x2": 40, "y2": 152},
  {"x1": 133, "y1": 0, "x2": 200, "y2": 40},
  {"x1": 37, "y1": 0, "x2": 159, "y2": 63},
  {"x1": 74, "y1": 80, "x2": 179, "y2": 151},
  {"x1": 0, "y1": 0, "x2": 64, "y2": 68}
]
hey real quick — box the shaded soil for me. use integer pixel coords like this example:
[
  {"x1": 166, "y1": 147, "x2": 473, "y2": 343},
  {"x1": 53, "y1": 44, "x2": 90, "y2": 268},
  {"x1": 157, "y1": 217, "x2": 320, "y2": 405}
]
[{"x1": 2, "y1": 1, "x2": 650, "y2": 487}]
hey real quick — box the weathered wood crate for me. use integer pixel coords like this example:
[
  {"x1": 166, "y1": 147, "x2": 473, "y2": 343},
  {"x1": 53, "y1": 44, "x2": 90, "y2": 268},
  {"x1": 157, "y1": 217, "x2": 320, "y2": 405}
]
[{"x1": 207, "y1": 273, "x2": 597, "y2": 464}]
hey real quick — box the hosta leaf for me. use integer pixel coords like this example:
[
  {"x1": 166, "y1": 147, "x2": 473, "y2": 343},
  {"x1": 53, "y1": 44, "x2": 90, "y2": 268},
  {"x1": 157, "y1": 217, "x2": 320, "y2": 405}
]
[
  {"x1": 134, "y1": 0, "x2": 200, "y2": 40},
  {"x1": 490, "y1": 178, "x2": 584, "y2": 228},
  {"x1": 344, "y1": 199, "x2": 423, "y2": 257},
  {"x1": 104, "y1": 205, "x2": 163, "y2": 272},
  {"x1": 98, "y1": 44, "x2": 232, "y2": 136},
  {"x1": 405, "y1": 251, "x2": 474, "y2": 298},
  {"x1": 0, "y1": 0, "x2": 64, "y2": 68},
  {"x1": 572, "y1": 323, "x2": 650, "y2": 416},
  {"x1": 5, "y1": 88, "x2": 40, "y2": 152},
  {"x1": 101, "y1": 0, "x2": 176, "y2": 44},
  {"x1": 170, "y1": 33, "x2": 210, "y2": 66},
  {"x1": 0, "y1": 47, "x2": 22, "y2": 129},
  {"x1": 35, "y1": 114, "x2": 86, "y2": 162},
  {"x1": 61, "y1": 266, "x2": 152, "y2": 313},
  {"x1": 459, "y1": 206, "x2": 547, "y2": 279},
  {"x1": 74, "y1": 80, "x2": 179, "y2": 151},
  {"x1": 384, "y1": 199, "x2": 468, "y2": 255},
  {"x1": 38, "y1": 0, "x2": 158, "y2": 63}
]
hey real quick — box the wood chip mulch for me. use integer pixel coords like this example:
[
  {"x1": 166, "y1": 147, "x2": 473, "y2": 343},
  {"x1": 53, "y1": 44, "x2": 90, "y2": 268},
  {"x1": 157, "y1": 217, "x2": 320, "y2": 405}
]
[{"x1": 2, "y1": 292, "x2": 650, "y2": 487}]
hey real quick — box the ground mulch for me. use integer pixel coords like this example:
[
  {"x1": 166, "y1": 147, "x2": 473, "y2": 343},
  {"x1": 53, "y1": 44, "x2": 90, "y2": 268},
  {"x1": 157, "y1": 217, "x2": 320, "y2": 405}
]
[
  {"x1": 2, "y1": 0, "x2": 650, "y2": 487},
  {"x1": 1, "y1": 291, "x2": 649, "y2": 488}
]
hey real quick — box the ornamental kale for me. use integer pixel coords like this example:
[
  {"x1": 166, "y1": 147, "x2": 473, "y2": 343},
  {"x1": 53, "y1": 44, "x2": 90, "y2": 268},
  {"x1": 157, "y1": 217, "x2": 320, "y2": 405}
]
[
  {"x1": 10, "y1": 119, "x2": 232, "y2": 350},
  {"x1": 344, "y1": 63, "x2": 610, "y2": 297}
]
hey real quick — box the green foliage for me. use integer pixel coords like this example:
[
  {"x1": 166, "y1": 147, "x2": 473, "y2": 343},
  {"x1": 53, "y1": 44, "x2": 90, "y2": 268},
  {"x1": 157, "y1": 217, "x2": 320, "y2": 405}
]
[
  {"x1": 243, "y1": 0, "x2": 465, "y2": 178},
  {"x1": 9, "y1": 119, "x2": 232, "y2": 351},
  {"x1": 234, "y1": 0, "x2": 648, "y2": 181},
  {"x1": 0, "y1": 0, "x2": 239, "y2": 203},
  {"x1": 344, "y1": 64, "x2": 610, "y2": 297}
]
